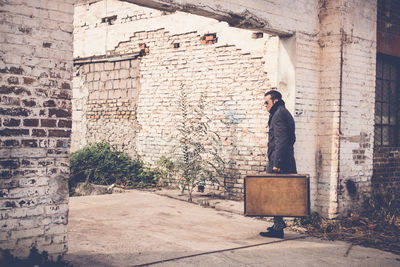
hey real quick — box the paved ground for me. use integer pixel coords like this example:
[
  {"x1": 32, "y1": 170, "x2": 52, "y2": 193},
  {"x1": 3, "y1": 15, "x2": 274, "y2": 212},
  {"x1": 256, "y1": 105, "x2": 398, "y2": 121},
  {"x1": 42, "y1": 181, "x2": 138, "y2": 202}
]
[{"x1": 65, "y1": 190, "x2": 400, "y2": 267}]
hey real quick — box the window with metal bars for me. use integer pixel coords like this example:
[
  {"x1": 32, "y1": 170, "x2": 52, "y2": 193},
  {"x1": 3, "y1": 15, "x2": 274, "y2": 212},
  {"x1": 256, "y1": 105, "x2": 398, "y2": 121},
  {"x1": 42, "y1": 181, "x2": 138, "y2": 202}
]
[{"x1": 374, "y1": 54, "x2": 400, "y2": 146}]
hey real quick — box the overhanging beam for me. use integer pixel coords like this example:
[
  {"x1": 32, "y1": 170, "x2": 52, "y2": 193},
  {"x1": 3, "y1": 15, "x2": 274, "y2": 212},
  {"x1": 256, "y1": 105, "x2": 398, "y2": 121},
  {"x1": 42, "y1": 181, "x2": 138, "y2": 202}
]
[{"x1": 120, "y1": 0, "x2": 293, "y2": 37}]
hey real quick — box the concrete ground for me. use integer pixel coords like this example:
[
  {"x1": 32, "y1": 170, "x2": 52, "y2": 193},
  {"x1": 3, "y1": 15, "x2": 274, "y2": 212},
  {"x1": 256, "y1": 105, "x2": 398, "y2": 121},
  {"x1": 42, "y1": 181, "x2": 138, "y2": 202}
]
[{"x1": 65, "y1": 190, "x2": 400, "y2": 267}]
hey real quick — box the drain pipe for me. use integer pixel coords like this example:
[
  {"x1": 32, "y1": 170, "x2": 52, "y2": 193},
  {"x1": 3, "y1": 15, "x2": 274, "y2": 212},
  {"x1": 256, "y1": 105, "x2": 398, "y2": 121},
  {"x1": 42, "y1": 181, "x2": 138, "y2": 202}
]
[
  {"x1": 330, "y1": 3, "x2": 345, "y2": 219},
  {"x1": 335, "y1": 27, "x2": 344, "y2": 219}
]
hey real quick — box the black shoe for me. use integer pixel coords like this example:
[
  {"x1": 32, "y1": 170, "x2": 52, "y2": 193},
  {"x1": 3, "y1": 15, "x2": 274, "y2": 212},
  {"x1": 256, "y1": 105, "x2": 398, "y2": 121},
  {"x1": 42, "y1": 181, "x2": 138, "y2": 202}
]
[
  {"x1": 266, "y1": 225, "x2": 286, "y2": 231},
  {"x1": 259, "y1": 229, "x2": 284, "y2": 238}
]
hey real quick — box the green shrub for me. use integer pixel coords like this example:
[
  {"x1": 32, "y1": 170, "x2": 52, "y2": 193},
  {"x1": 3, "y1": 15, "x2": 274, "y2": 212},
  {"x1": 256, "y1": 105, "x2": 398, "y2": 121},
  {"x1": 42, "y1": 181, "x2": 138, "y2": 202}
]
[
  {"x1": 156, "y1": 156, "x2": 177, "y2": 187},
  {"x1": 69, "y1": 143, "x2": 158, "y2": 191}
]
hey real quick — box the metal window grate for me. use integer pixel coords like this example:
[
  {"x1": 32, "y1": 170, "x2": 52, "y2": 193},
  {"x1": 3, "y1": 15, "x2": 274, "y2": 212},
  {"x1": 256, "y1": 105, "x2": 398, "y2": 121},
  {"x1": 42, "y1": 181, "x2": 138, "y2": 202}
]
[{"x1": 375, "y1": 54, "x2": 400, "y2": 146}]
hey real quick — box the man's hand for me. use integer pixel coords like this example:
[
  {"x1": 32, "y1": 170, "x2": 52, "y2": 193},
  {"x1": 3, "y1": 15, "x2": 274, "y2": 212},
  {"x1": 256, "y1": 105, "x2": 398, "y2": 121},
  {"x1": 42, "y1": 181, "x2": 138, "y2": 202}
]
[{"x1": 272, "y1": 166, "x2": 281, "y2": 173}]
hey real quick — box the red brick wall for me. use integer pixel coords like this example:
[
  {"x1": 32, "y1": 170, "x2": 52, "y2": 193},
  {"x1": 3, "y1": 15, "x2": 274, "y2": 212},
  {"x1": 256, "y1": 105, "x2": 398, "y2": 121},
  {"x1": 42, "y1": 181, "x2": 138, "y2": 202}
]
[{"x1": 373, "y1": 147, "x2": 400, "y2": 190}]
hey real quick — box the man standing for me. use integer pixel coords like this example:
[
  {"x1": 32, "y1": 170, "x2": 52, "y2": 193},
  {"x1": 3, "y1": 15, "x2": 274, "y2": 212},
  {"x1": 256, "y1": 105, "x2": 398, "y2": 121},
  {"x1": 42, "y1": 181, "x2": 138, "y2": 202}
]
[{"x1": 260, "y1": 90, "x2": 297, "y2": 238}]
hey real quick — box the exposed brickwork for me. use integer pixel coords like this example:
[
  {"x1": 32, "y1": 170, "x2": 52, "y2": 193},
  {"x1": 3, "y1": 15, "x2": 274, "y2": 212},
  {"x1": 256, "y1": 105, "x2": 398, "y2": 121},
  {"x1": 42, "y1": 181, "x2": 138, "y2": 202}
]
[
  {"x1": 72, "y1": 0, "x2": 383, "y2": 217},
  {"x1": 74, "y1": 1, "x2": 164, "y2": 30},
  {"x1": 74, "y1": 28, "x2": 269, "y2": 194},
  {"x1": 200, "y1": 33, "x2": 218, "y2": 45},
  {"x1": 74, "y1": 60, "x2": 139, "y2": 157},
  {"x1": 294, "y1": 32, "x2": 320, "y2": 213},
  {"x1": 88, "y1": 99, "x2": 136, "y2": 121},
  {"x1": 136, "y1": 29, "x2": 269, "y2": 194},
  {"x1": 316, "y1": 0, "x2": 377, "y2": 217},
  {"x1": 337, "y1": 34, "x2": 377, "y2": 214},
  {"x1": 0, "y1": 0, "x2": 73, "y2": 258},
  {"x1": 373, "y1": 147, "x2": 400, "y2": 190},
  {"x1": 373, "y1": 0, "x2": 400, "y2": 193}
]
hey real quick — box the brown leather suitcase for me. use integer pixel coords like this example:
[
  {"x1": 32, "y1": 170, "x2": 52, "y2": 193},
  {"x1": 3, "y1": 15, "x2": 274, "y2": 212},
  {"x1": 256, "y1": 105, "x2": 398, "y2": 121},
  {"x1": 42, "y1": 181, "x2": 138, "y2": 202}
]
[{"x1": 244, "y1": 174, "x2": 310, "y2": 217}]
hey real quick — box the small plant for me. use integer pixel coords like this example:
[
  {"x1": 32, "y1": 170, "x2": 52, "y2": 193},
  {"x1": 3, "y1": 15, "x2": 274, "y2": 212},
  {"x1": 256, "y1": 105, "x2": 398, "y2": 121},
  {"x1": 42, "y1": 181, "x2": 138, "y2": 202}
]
[
  {"x1": 156, "y1": 156, "x2": 176, "y2": 187},
  {"x1": 69, "y1": 143, "x2": 158, "y2": 193},
  {"x1": 170, "y1": 84, "x2": 231, "y2": 201}
]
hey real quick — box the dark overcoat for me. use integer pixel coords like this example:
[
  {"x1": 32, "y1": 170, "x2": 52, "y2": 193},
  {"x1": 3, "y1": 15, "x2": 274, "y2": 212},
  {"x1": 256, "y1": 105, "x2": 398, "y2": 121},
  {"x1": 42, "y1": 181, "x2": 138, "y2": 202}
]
[{"x1": 267, "y1": 100, "x2": 297, "y2": 174}]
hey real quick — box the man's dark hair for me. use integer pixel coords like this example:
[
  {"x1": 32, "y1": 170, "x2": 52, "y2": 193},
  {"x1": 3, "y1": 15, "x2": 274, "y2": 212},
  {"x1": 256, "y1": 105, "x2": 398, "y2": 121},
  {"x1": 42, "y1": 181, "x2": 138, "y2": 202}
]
[{"x1": 264, "y1": 90, "x2": 282, "y2": 101}]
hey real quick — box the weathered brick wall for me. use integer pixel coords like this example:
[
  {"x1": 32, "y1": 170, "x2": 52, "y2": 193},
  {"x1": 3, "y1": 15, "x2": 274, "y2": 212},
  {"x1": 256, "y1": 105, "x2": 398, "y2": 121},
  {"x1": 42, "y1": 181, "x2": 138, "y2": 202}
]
[
  {"x1": 71, "y1": 69, "x2": 88, "y2": 151},
  {"x1": 74, "y1": 28, "x2": 270, "y2": 194},
  {"x1": 73, "y1": 0, "x2": 381, "y2": 217},
  {"x1": 337, "y1": 0, "x2": 377, "y2": 216},
  {"x1": 135, "y1": 30, "x2": 269, "y2": 194},
  {"x1": 373, "y1": 147, "x2": 400, "y2": 190},
  {"x1": 74, "y1": 60, "x2": 140, "y2": 157},
  {"x1": 74, "y1": 0, "x2": 166, "y2": 57},
  {"x1": 315, "y1": 0, "x2": 343, "y2": 218},
  {"x1": 373, "y1": 0, "x2": 400, "y2": 192},
  {"x1": 72, "y1": 0, "x2": 276, "y2": 195},
  {"x1": 293, "y1": 32, "x2": 320, "y2": 214},
  {"x1": 0, "y1": 0, "x2": 73, "y2": 258},
  {"x1": 316, "y1": 0, "x2": 377, "y2": 217},
  {"x1": 71, "y1": 0, "x2": 327, "y2": 211}
]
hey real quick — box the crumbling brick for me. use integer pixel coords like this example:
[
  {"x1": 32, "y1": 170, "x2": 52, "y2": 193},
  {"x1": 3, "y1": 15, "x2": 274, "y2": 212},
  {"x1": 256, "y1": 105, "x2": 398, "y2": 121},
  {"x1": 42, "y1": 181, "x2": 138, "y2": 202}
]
[{"x1": 200, "y1": 33, "x2": 217, "y2": 45}]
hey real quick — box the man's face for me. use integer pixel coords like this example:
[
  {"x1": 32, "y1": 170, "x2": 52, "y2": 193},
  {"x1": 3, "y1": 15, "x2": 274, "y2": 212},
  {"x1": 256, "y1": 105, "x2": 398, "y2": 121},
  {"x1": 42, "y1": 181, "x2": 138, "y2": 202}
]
[{"x1": 264, "y1": 95, "x2": 277, "y2": 112}]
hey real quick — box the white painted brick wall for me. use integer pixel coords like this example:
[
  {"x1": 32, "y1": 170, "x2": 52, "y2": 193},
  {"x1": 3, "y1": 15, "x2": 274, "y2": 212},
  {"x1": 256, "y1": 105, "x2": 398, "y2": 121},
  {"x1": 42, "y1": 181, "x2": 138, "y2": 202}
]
[
  {"x1": 135, "y1": 30, "x2": 270, "y2": 189},
  {"x1": 72, "y1": 0, "x2": 378, "y2": 217},
  {"x1": 315, "y1": 0, "x2": 377, "y2": 217},
  {"x1": 0, "y1": 0, "x2": 73, "y2": 259}
]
